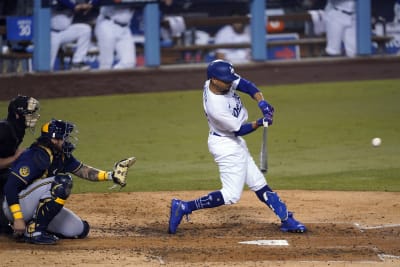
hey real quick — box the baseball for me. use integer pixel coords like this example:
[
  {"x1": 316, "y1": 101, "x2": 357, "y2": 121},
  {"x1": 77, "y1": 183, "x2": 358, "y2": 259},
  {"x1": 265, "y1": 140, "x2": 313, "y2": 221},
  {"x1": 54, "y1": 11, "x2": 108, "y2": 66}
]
[{"x1": 371, "y1": 137, "x2": 382, "y2": 147}]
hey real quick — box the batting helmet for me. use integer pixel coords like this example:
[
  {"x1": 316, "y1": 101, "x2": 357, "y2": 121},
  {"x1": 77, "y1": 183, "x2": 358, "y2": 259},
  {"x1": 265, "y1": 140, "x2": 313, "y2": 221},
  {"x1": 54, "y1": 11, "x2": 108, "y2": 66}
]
[
  {"x1": 41, "y1": 119, "x2": 77, "y2": 156},
  {"x1": 207, "y1": 60, "x2": 239, "y2": 83}
]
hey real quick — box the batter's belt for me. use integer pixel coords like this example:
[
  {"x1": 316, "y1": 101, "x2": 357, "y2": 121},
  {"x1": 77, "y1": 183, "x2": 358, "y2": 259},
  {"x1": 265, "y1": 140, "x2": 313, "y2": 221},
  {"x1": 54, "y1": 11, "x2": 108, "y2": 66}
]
[
  {"x1": 333, "y1": 7, "x2": 354, "y2": 16},
  {"x1": 104, "y1": 16, "x2": 129, "y2": 27}
]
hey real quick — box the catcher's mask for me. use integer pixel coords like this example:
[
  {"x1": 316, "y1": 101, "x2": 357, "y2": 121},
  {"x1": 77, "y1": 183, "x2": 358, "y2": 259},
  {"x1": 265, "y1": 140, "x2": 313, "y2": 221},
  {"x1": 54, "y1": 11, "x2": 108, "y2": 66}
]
[
  {"x1": 8, "y1": 95, "x2": 40, "y2": 129},
  {"x1": 41, "y1": 119, "x2": 78, "y2": 157},
  {"x1": 207, "y1": 59, "x2": 239, "y2": 83}
]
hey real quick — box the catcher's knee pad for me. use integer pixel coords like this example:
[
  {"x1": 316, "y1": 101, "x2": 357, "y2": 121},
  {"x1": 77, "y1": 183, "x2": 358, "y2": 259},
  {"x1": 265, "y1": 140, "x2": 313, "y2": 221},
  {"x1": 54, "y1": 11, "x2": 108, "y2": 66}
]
[
  {"x1": 263, "y1": 191, "x2": 288, "y2": 221},
  {"x1": 77, "y1": 220, "x2": 90, "y2": 239},
  {"x1": 51, "y1": 173, "x2": 73, "y2": 201}
]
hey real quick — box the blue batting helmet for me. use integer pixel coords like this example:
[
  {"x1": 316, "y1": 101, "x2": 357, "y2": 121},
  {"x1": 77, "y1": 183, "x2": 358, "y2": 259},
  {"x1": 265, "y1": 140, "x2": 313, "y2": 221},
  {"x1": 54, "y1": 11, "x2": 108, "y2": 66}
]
[{"x1": 207, "y1": 60, "x2": 239, "y2": 82}]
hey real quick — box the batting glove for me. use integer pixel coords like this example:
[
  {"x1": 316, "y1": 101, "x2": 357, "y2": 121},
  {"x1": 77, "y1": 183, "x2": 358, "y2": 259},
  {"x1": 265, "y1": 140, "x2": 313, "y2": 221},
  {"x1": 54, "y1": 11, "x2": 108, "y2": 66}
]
[
  {"x1": 258, "y1": 100, "x2": 274, "y2": 117},
  {"x1": 257, "y1": 116, "x2": 273, "y2": 127}
]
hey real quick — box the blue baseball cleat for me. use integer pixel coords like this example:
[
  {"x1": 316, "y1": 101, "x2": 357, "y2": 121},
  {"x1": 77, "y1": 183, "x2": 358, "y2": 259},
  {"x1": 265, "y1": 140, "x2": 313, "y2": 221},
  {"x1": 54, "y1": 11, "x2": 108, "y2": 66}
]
[
  {"x1": 280, "y1": 212, "x2": 307, "y2": 233},
  {"x1": 168, "y1": 199, "x2": 191, "y2": 234}
]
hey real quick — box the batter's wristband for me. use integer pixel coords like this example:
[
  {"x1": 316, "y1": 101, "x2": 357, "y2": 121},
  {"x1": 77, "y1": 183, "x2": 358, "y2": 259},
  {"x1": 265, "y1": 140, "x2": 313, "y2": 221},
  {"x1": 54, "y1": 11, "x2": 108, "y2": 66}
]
[{"x1": 10, "y1": 204, "x2": 23, "y2": 220}]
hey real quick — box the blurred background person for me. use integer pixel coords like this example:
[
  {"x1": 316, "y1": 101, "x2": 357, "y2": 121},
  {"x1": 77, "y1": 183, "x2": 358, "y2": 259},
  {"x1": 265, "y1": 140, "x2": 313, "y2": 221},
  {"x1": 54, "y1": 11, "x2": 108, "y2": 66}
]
[
  {"x1": 324, "y1": 0, "x2": 356, "y2": 57},
  {"x1": 394, "y1": 0, "x2": 400, "y2": 23},
  {"x1": 51, "y1": 0, "x2": 98, "y2": 70},
  {"x1": 95, "y1": 5, "x2": 136, "y2": 70},
  {"x1": 213, "y1": 12, "x2": 251, "y2": 64}
]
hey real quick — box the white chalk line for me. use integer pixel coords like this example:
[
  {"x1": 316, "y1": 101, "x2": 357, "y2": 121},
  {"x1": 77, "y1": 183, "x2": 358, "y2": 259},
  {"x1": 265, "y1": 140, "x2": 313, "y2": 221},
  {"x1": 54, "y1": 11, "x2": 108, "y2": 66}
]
[
  {"x1": 378, "y1": 254, "x2": 400, "y2": 260},
  {"x1": 302, "y1": 221, "x2": 400, "y2": 230},
  {"x1": 296, "y1": 260, "x2": 391, "y2": 264},
  {"x1": 238, "y1": 239, "x2": 289, "y2": 246},
  {"x1": 237, "y1": 222, "x2": 400, "y2": 263},
  {"x1": 354, "y1": 223, "x2": 400, "y2": 230}
]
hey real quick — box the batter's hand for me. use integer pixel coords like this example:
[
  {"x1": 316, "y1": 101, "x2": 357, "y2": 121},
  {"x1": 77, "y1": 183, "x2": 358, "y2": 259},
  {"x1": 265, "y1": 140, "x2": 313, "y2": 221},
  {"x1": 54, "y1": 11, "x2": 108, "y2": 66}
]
[
  {"x1": 12, "y1": 218, "x2": 26, "y2": 236},
  {"x1": 258, "y1": 100, "x2": 274, "y2": 117},
  {"x1": 257, "y1": 116, "x2": 273, "y2": 127}
]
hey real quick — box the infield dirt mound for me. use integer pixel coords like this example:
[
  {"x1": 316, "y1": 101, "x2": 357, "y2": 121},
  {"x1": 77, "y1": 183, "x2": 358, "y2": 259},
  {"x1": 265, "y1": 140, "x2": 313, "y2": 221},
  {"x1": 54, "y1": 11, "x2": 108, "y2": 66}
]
[{"x1": 0, "y1": 190, "x2": 399, "y2": 267}]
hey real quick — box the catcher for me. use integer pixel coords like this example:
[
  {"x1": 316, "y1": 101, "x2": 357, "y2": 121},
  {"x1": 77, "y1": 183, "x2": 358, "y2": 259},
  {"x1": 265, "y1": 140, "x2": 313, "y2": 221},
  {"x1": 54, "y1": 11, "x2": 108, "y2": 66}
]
[{"x1": 1, "y1": 119, "x2": 136, "y2": 245}]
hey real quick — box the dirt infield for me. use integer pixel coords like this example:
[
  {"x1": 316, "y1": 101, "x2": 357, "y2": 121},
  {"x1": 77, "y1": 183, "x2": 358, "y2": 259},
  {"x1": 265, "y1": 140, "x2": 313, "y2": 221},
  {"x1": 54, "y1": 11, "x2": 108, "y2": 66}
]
[{"x1": 0, "y1": 191, "x2": 399, "y2": 266}]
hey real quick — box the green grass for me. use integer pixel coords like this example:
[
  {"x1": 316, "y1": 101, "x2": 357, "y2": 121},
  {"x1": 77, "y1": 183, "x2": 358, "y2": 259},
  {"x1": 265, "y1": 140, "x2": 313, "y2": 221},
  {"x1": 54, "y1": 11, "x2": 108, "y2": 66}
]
[{"x1": 2, "y1": 79, "x2": 399, "y2": 193}]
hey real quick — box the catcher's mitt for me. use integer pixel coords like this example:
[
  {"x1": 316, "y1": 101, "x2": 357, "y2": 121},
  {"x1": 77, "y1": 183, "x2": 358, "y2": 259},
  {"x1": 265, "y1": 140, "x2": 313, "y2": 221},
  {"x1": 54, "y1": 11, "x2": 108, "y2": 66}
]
[{"x1": 111, "y1": 157, "x2": 136, "y2": 188}]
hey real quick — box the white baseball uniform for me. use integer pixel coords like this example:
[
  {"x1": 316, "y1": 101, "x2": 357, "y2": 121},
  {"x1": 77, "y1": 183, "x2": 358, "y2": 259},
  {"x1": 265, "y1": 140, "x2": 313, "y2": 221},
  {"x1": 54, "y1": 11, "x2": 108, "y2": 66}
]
[
  {"x1": 214, "y1": 25, "x2": 251, "y2": 64},
  {"x1": 324, "y1": 0, "x2": 356, "y2": 57},
  {"x1": 203, "y1": 79, "x2": 267, "y2": 204},
  {"x1": 95, "y1": 6, "x2": 136, "y2": 69},
  {"x1": 50, "y1": 1, "x2": 92, "y2": 69}
]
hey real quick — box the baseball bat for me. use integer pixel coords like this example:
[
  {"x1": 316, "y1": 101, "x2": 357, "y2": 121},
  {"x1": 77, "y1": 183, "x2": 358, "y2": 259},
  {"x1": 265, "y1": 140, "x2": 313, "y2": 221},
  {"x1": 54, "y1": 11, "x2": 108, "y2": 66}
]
[{"x1": 259, "y1": 120, "x2": 268, "y2": 173}]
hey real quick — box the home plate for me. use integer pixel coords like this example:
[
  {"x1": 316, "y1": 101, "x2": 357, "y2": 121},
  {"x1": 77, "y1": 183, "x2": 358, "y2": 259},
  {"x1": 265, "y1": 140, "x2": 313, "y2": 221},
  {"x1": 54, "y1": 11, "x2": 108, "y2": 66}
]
[{"x1": 239, "y1": 240, "x2": 289, "y2": 246}]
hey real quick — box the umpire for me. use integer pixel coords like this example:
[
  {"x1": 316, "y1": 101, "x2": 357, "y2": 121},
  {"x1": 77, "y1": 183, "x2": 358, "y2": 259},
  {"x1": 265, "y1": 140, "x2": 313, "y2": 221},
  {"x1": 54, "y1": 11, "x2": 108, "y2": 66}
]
[{"x1": 0, "y1": 95, "x2": 40, "y2": 234}]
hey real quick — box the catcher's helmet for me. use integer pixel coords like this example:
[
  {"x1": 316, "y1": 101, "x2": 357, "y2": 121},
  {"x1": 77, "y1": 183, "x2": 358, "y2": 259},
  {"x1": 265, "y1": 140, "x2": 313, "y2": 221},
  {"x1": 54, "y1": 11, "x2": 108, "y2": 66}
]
[
  {"x1": 207, "y1": 60, "x2": 239, "y2": 83},
  {"x1": 41, "y1": 119, "x2": 77, "y2": 156},
  {"x1": 8, "y1": 95, "x2": 40, "y2": 128}
]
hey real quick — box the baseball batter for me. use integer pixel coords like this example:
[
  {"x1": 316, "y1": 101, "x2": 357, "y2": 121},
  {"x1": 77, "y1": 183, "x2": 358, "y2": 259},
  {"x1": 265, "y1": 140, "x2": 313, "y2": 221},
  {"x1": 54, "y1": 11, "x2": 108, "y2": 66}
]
[
  {"x1": 0, "y1": 95, "x2": 40, "y2": 235},
  {"x1": 2, "y1": 119, "x2": 135, "y2": 244},
  {"x1": 324, "y1": 0, "x2": 356, "y2": 57},
  {"x1": 95, "y1": 5, "x2": 136, "y2": 69},
  {"x1": 168, "y1": 60, "x2": 306, "y2": 234}
]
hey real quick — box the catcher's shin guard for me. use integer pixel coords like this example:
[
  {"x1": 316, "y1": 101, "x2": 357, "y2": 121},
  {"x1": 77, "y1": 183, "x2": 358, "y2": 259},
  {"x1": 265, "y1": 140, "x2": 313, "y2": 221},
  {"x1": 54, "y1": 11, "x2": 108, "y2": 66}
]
[
  {"x1": 31, "y1": 198, "x2": 64, "y2": 233},
  {"x1": 25, "y1": 198, "x2": 64, "y2": 244}
]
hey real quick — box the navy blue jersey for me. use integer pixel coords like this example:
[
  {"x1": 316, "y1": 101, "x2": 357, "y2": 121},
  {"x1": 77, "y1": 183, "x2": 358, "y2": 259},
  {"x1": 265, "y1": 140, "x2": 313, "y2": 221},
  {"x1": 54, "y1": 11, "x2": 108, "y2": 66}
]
[
  {"x1": 0, "y1": 120, "x2": 19, "y2": 159},
  {"x1": 4, "y1": 143, "x2": 81, "y2": 206},
  {"x1": 0, "y1": 119, "x2": 24, "y2": 159}
]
